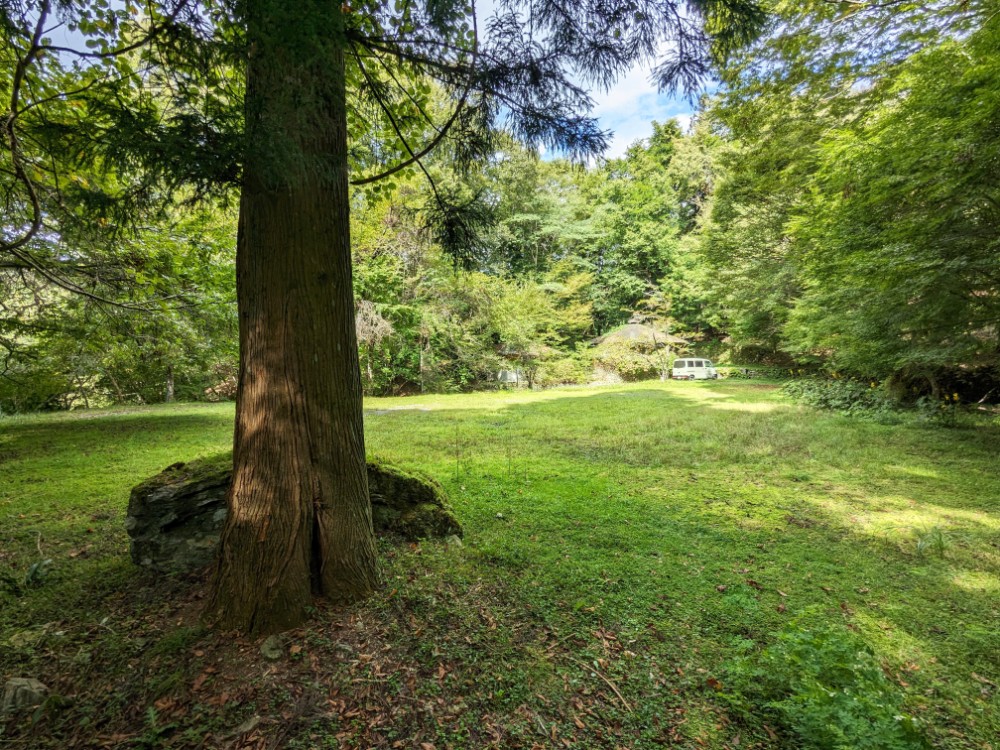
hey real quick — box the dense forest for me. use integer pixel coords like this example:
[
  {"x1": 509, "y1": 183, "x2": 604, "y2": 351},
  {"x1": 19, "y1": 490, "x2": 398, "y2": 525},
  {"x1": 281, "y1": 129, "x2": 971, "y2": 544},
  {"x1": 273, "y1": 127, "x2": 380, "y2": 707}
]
[{"x1": 2, "y1": 1, "x2": 997, "y2": 411}]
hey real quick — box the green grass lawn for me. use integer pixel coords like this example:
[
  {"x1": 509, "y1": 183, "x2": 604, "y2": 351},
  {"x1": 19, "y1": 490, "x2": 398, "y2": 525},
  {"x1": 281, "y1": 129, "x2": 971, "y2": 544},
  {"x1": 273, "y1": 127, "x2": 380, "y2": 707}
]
[{"x1": 1, "y1": 381, "x2": 998, "y2": 749}]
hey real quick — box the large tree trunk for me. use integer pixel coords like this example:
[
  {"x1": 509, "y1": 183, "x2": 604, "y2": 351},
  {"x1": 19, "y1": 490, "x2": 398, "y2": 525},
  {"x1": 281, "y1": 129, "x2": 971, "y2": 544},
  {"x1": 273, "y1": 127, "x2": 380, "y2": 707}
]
[{"x1": 204, "y1": 0, "x2": 379, "y2": 635}]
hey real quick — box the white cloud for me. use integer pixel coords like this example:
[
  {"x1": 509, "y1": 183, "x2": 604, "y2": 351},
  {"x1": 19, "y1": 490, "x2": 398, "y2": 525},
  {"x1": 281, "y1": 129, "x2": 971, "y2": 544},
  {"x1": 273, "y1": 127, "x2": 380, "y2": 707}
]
[
  {"x1": 589, "y1": 63, "x2": 695, "y2": 158},
  {"x1": 591, "y1": 65, "x2": 660, "y2": 117},
  {"x1": 674, "y1": 113, "x2": 694, "y2": 133}
]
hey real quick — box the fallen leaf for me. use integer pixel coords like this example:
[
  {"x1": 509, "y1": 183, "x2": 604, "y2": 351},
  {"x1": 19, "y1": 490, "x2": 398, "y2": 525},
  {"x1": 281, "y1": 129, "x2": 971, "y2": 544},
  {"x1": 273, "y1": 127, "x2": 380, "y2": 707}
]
[
  {"x1": 706, "y1": 677, "x2": 723, "y2": 690},
  {"x1": 716, "y1": 585, "x2": 728, "y2": 593}
]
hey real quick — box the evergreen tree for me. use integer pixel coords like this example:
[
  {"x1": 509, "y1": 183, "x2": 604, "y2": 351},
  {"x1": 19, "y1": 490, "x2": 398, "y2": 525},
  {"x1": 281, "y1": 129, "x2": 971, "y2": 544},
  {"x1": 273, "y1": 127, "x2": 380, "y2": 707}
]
[{"x1": 2, "y1": 0, "x2": 764, "y2": 632}]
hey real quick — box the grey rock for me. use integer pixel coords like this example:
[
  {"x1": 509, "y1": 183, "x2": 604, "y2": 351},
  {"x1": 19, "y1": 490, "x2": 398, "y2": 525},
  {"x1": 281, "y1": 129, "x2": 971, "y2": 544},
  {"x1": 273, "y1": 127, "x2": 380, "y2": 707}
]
[
  {"x1": 125, "y1": 457, "x2": 232, "y2": 573},
  {"x1": 126, "y1": 455, "x2": 462, "y2": 573},
  {"x1": 444, "y1": 534, "x2": 463, "y2": 547},
  {"x1": 1, "y1": 678, "x2": 48, "y2": 717}
]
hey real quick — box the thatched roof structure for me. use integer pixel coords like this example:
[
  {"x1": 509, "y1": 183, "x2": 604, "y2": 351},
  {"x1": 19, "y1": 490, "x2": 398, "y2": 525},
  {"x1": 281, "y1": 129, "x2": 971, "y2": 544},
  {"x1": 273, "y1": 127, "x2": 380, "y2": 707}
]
[{"x1": 592, "y1": 324, "x2": 687, "y2": 348}]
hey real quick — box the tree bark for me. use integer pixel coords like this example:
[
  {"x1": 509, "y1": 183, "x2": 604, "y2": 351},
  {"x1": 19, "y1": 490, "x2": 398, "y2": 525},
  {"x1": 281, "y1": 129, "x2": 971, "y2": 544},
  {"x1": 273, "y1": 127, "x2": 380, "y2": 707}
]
[{"x1": 204, "y1": 0, "x2": 379, "y2": 635}]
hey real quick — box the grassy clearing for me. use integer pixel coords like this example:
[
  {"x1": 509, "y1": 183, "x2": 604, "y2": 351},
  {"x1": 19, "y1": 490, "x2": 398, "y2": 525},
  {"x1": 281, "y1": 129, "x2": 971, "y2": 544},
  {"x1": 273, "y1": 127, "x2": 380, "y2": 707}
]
[{"x1": 1, "y1": 381, "x2": 998, "y2": 749}]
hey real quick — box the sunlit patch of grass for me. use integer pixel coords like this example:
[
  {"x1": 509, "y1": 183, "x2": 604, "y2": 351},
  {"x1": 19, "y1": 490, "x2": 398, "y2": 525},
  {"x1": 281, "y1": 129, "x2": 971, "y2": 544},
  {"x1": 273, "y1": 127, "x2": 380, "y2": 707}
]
[
  {"x1": 708, "y1": 400, "x2": 786, "y2": 412},
  {"x1": 951, "y1": 570, "x2": 1000, "y2": 593},
  {"x1": 883, "y1": 464, "x2": 943, "y2": 480},
  {"x1": 812, "y1": 496, "x2": 998, "y2": 537}
]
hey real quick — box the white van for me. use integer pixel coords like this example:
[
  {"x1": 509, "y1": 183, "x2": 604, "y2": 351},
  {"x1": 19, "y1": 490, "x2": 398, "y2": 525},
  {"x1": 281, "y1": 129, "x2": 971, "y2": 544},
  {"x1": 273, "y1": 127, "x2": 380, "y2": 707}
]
[{"x1": 671, "y1": 358, "x2": 718, "y2": 380}]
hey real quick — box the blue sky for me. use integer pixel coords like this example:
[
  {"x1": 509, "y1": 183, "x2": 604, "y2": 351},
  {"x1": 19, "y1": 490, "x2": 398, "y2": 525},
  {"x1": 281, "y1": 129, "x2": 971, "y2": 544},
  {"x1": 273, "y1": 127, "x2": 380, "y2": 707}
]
[{"x1": 587, "y1": 65, "x2": 698, "y2": 158}]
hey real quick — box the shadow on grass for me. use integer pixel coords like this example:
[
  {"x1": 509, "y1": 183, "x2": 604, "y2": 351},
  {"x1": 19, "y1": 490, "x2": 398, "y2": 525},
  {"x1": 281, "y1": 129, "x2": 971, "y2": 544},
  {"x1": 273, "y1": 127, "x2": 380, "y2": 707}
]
[{"x1": 2, "y1": 385, "x2": 998, "y2": 747}]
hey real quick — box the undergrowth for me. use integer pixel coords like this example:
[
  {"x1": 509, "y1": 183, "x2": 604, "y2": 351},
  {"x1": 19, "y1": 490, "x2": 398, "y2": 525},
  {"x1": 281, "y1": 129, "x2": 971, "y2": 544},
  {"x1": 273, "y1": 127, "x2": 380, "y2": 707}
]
[
  {"x1": 781, "y1": 379, "x2": 986, "y2": 428},
  {"x1": 781, "y1": 379, "x2": 898, "y2": 418},
  {"x1": 723, "y1": 612, "x2": 930, "y2": 750}
]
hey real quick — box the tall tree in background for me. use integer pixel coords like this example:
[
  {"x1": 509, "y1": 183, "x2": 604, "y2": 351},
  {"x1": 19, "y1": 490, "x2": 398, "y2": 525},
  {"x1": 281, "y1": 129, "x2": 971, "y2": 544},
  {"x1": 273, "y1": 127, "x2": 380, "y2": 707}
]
[
  {"x1": 704, "y1": 0, "x2": 999, "y2": 367},
  {"x1": 784, "y1": 17, "x2": 1000, "y2": 386}
]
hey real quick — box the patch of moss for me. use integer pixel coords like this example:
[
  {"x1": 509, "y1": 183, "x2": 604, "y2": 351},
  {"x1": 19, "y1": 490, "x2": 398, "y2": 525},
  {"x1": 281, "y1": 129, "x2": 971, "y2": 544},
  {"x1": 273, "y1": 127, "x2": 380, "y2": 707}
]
[{"x1": 130, "y1": 453, "x2": 232, "y2": 495}]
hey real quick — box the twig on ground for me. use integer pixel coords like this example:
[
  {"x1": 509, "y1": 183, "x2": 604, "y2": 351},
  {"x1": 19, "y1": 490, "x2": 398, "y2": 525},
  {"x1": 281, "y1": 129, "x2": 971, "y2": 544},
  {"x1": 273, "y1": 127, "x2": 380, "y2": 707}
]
[{"x1": 566, "y1": 655, "x2": 633, "y2": 712}]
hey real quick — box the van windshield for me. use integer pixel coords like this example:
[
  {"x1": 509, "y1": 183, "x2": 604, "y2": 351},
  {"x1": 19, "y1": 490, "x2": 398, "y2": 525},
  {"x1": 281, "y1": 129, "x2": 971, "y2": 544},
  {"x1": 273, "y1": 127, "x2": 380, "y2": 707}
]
[{"x1": 674, "y1": 361, "x2": 686, "y2": 368}]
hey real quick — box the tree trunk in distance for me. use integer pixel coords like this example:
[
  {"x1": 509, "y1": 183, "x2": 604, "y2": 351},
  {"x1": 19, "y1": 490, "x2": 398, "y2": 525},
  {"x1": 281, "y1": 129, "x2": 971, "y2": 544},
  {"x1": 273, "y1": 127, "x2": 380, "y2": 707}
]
[
  {"x1": 204, "y1": 0, "x2": 379, "y2": 635},
  {"x1": 165, "y1": 365, "x2": 175, "y2": 403}
]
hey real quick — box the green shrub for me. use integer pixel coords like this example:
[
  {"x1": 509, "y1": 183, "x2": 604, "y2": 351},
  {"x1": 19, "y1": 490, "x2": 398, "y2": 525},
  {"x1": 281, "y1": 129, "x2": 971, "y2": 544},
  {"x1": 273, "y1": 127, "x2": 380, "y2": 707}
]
[
  {"x1": 722, "y1": 616, "x2": 929, "y2": 750},
  {"x1": 782, "y1": 378, "x2": 897, "y2": 417},
  {"x1": 535, "y1": 355, "x2": 590, "y2": 387},
  {"x1": 0, "y1": 354, "x2": 81, "y2": 413},
  {"x1": 592, "y1": 342, "x2": 661, "y2": 381},
  {"x1": 914, "y1": 526, "x2": 951, "y2": 559},
  {"x1": 914, "y1": 394, "x2": 965, "y2": 428},
  {"x1": 720, "y1": 366, "x2": 814, "y2": 380}
]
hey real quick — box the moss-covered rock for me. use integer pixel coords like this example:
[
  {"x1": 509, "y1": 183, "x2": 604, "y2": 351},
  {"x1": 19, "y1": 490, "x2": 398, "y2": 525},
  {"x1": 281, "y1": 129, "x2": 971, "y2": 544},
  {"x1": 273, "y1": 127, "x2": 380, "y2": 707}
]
[
  {"x1": 125, "y1": 455, "x2": 232, "y2": 573},
  {"x1": 367, "y1": 461, "x2": 461, "y2": 540},
  {"x1": 126, "y1": 455, "x2": 461, "y2": 573}
]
